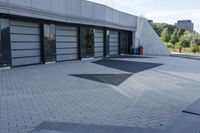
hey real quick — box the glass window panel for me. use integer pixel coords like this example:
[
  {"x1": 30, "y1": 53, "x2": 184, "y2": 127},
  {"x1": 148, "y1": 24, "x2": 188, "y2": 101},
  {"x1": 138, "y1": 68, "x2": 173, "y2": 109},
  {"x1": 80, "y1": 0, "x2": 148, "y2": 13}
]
[
  {"x1": 0, "y1": 19, "x2": 2, "y2": 56},
  {"x1": 0, "y1": 18, "x2": 11, "y2": 66},
  {"x1": 120, "y1": 32, "x2": 129, "y2": 54},
  {"x1": 44, "y1": 24, "x2": 56, "y2": 62},
  {"x1": 80, "y1": 27, "x2": 94, "y2": 58}
]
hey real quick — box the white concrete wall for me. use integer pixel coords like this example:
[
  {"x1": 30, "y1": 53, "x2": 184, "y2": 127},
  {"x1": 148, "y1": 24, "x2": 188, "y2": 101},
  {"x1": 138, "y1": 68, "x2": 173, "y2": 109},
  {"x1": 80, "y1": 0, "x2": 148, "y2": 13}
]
[
  {"x1": 0, "y1": 0, "x2": 137, "y2": 31},
  {"x1": 135, "y1": 18, "x2": 170, "y2": 56},
  {"x1": 0, "y1": 0, "x2": 171, "y2": 56}
]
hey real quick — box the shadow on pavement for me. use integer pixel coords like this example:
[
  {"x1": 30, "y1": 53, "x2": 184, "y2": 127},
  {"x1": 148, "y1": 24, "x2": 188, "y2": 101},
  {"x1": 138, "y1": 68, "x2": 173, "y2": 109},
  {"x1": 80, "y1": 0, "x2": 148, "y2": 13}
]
[{"x1": 92, "y1": 59, "x2": 163, "y2": 73}]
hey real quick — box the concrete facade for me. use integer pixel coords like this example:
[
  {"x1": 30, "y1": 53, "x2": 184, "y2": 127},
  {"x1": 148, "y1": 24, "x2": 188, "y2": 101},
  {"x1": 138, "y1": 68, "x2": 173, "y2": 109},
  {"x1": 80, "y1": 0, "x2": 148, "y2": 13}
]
[
  {"x1": 0, "y1": 0, "x2": 137, "y2": 30},
  {"x1": 0, "y1": 0, "x2": 170, "y2": 68},
  {"x1": 175, "y1": 20, "x2": 194, "y2": 32},
  {"x1": 135, "y1": 18, "x2": 170, "y2": 56}
]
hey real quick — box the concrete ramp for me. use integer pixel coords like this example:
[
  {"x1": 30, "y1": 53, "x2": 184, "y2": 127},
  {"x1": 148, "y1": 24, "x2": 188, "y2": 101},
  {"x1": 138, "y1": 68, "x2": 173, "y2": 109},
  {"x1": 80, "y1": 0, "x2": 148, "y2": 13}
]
[{"x1": 135, "y1": 18, "x2": 171, "y2": 56}]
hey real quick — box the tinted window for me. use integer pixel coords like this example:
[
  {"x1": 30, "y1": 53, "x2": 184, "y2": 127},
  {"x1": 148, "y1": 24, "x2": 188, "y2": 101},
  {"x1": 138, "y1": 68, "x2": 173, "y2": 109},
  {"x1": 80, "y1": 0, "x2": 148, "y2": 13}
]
[
  {"x1": 0, "y1": 19, "x2": 11, "y2": 66},
  {"x1": 44, "y1": 24, "x2": 56, "y2": 62},
  {"x1": 0, "y1": 21, "x2": 2, "y2": 56},
  {"x1": 80, "y1": 28, "x2": 94, "y2": 58},
  {"x1": 120, "y1": 32, "x2": 129, "y2": 54}
]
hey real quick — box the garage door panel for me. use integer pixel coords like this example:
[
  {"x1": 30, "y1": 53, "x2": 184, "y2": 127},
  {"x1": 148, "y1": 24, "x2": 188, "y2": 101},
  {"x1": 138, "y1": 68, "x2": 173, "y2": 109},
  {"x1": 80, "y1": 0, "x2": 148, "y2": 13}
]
[
  {"x1": 56, "y1": 42, "x2": 77, "y2": 49},
  {"x1": 110, "y1": 50, "x2": 118, "y2": 55},
  {"x1": 56, "y1": 48, "x2": 77, "y2": 55},
  {"x1": 11, "y1": 50, "x2": 40, "y2": 58},
  {"x1": 109, "y1": 31, "x2": 119, "y2": 56},
  {"x1": 56, "y1": 26, "x2": 77, "y2": 31},
  {"x1": 56, "y1": 26, "x2": 78, "y2": 61},
  {"x1": 110, "y1": 34, "x2": 118, "y2": 38},
  {"x1": 95, "y1": 47, "x2": 103, "y2": 52},
  {"x1": 56, "y1": 36, "x2": 77, "y2": 42},
  {"x1": 109, "y1": 42, "x2": 118, "y2": 47},
  {"x1": 12, "y1": 57, "x2": 40, "y2": 66},
  {"x1": 95, "y1": 29, "x2": 103, "y2": 33},
  {"x1": 110, "y1": 46, "x2": 118, "y2": 51},
  {"x1": 10, "y1": 21, "x2": 39, "y2": 28},
  {"x1": 56, "y1": 30, "x2": 77, "y2": 36},
  {"x1": 110, "y1": 31, "x2": 118, "y2": 35},
  {"x1": 11, "y1": 34, "x2": 40, "y2": 42},
  {"x1": 109, "y1": 38, "x2": 118, "y2": 43},
  {"x1": 57, "y1": 54, "x2": 78, "y2": 61},
  {"x1": 110, "y1": 51, "x2": 118, "y2": 55},
  {"x1": 110, "y1": 36, "x2": 118, "y2": 39},
  {"x1": 95, "y1": 38, "x2": 103, "y2": 43},
  {"x1": 95, "y1": 42, "x2": 104, "y2": 47},
  {"x1": 10, "y1": 21, "x2": 41, "y2": 66},
  {"x1": 95, "y1": 32, "x2": 103, "y2": 37},
  {"x1": 95, "y1": 52, "x2": 104, "y2": 57},
  {"x1": 10, "y1": 26, "x2": 39, "y2": 35},
  {"x1": 11, "y1": 42, "x2": 40, "y2": 50},
  {"x1": 94, "y1": 29, "x2": 104, "y2": 58}
]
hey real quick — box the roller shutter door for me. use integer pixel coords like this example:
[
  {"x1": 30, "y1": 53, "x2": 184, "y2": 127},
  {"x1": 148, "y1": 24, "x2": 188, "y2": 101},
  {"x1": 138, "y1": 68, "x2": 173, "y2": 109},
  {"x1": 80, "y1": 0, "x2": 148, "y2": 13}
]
[
  {"x1": 109, "y1": 31, "x2": 119, "y2": 56},
  {"x1": 10, "y1": 21, "x2": 41, "y2": 66},
  {"x1": 94, "y1": 29, "x2": 104, "y2": 57},
  {"x1": 56, "y1": 26, "x2": 78, "y2": 61}
]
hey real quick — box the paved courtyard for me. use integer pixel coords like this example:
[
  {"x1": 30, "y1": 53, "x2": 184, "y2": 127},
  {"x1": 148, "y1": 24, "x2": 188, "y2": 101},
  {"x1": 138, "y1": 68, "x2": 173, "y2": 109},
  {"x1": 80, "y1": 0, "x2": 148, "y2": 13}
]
[{"x1": 0, "y1": 56, "x2": 200, "y2": 133}]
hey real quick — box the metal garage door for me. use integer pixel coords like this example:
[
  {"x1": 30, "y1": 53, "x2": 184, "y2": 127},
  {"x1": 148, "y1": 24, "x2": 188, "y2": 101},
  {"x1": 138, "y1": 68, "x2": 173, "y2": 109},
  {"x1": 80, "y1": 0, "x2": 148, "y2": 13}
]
[
  {"x1": 10, "y1": 21, "x2": 41, "y2": 67},
  {"x1": 109, "y1": 31, "x2": 119, "y2": 56},
  {"x1": 56, "y1": 26, "x2": 78, "y2": 61},
  {"x1": 94, "y1": 29, "x2": 104, "y2": 57}
]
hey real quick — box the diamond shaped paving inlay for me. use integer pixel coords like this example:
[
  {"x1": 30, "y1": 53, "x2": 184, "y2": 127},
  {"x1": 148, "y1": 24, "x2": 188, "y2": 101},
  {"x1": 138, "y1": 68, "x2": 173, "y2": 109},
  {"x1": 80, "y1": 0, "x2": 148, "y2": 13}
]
[
  {"x1": 71, "y1": 59, "x2": 163, "y2": 86},
  {"x1": 71, "y1": 74, "x2": 132, "y2": 86},
  {"x1": 92, "y1": 59, "x2": 163, "y2": 73}
]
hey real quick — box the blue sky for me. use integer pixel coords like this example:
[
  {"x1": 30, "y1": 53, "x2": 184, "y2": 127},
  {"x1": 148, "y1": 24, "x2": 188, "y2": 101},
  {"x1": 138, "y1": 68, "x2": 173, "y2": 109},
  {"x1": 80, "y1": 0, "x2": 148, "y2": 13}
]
[{"x1": 87, "y1": 0, "x2": 200, "y2": 32}]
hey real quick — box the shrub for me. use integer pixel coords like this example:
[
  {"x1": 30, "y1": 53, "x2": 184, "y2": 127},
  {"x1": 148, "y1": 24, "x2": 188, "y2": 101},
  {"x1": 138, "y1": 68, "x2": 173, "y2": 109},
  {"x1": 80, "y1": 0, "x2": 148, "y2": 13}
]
[
  {"x1": 166, "y1": 42, "x2": 174, "y2": 48},
  {"x1": 191, "y1": 44, "x2": 200, "y2": 53}
]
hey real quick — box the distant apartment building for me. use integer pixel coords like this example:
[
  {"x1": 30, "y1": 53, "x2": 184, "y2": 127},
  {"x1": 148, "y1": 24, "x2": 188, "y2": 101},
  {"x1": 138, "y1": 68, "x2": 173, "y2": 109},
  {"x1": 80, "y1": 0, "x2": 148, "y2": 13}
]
[{"x1": 175, "y1": 20, "x2": 194, "y2": 32}]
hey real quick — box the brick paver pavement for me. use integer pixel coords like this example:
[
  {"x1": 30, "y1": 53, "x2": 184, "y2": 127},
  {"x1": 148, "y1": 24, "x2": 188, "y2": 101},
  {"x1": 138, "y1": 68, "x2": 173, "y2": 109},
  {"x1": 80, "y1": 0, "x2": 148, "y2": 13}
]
[{"x1": 0, "y1": 57, "x2": 200, "y2": 133}]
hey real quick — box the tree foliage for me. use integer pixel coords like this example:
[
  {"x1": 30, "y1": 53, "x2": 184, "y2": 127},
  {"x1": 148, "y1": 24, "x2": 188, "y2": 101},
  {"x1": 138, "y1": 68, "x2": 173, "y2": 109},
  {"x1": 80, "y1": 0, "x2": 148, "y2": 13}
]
[
  {"x1": 152, "y1": 23, "x2": 177, "y2": 36},
  {"x1": 177, "y1": 32, "x2": 190, "y2": 48},
  {"x1": 161, "y1": 28, "x2": 170, "y2": 42},
  {"x1": 152, "y1": 23, "x2": 200, "y2": 53},
  {"x1": 170, "y1": 29, "x2": 179, "y2": 44},
  {"x1": 191, "y1": 32, "x2": 200, "y2": 46}
]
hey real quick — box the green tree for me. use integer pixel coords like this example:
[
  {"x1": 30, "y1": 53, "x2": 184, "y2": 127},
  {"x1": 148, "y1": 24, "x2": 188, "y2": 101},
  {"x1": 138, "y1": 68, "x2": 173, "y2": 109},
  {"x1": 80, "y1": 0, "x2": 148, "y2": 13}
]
[
  {"x1": 191, "y1": 44, "x2": 200, "y2": 53},
  {"x1": 190, "y1": 32, "x2": 200, "y2": 53},
  {"x1": 177, "y1": 29, "x2": 185, "y2": 38},
  {"x1": 170, "y1": 29, "x2": 179, "y2": 44},
  {"x1": 177, "y1": 32, "x2": 191, "y2": 52},
  {"x1": 192, "y1": 33, "x2": 200, "y2": 46},
  {"x1": 152, "y1": 23, "x2": 176, "y2": 37},
  {"x1": 152, "y1": 23, "x2": 167, "y2": 36},
  {"x1": 161, "y1": 28, "x2": 170, "y2": 42},
  {"x1": 168, "y1": 25, "x2": 178, "y2": 35}
]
